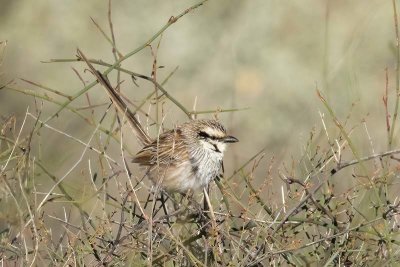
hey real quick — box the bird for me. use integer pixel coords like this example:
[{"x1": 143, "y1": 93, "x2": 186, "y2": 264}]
[{"x1": 78, "y1": 50, "x2": 238, "y2": 192}]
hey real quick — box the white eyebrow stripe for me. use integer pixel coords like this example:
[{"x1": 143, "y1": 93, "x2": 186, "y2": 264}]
[{"x1": 203, "y1": 128, "x2": 226, "y2": 138}]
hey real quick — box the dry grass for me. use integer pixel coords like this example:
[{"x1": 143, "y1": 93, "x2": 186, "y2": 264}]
[{"x1": 1, "y1": 1, "x2": 400, "y2": 266}]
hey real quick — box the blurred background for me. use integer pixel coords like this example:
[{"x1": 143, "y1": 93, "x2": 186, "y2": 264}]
[
  {"x1": 2, "y1": 2, "x2": 400, "y2": 264},
  {"x1": 0, "y1": 0, "x2": 397, "y2": 190}
]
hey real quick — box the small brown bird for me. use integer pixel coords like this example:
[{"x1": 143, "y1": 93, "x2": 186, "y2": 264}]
[
  {"x1": 80, "y1": 51, "x2": 238, "y2": 192},
  {"x1": 131, "y1": 119, "x2": 238, "y2": 192}
]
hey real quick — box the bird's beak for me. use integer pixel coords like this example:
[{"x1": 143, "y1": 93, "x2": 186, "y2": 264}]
[{"x1": 223, "y1": 135, "x2": 239, "y2": 143}]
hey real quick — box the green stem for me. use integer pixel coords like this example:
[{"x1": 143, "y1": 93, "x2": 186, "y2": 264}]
[{"x1": 44, "y1": 0, "x2": 209, "y2": 124}]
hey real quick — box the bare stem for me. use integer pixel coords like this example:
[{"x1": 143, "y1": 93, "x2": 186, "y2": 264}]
[
  {"x1": 43, "y1": 0, "x2": 209, "y2": 124},
  {"x1": 389, "y1": 0, "x2": 400, "y2": 148}
]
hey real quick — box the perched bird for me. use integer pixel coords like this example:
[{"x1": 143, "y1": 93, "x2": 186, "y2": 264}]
[{"x1": 79, "y1": 50, "x2": 238, "y2": 192}]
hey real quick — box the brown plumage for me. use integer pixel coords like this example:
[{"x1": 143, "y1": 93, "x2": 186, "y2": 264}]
[{"x1": 78, "y1": 49, "x2": 238, "y2": 192}]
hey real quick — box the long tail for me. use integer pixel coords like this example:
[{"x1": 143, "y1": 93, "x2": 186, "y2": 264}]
[{"x1": 77, "y1": 49, "x2": 152, "y2": 146}]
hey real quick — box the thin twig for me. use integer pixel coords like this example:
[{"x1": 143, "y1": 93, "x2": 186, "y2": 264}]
[
  {"x1": 43, "y1": 0, "x2": 209, "y2": 123},
  {"x1": 390, "y1": 0, "x2": 400, "y2": 148}
]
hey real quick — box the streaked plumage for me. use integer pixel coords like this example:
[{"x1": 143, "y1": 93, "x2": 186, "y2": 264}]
[
  {"x1": 79, "y1": 50, "x2": 238, "y2": 192},
  {"x1": 132, "y1": 120, "x2": 235, "y2": 192}
]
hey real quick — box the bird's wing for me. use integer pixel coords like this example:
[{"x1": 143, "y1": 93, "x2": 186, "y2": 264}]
[{"x1": 132, "y1": 128, "x2": 188, "y2": 166}]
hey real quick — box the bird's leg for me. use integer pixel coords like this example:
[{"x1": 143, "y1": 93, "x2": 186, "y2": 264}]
[
  {"x1": 203, "y1": 186, "x2": 213, "y2": 222},
  {"x1": 158, "y1": 192, "x2": 172, "y2": 226}
]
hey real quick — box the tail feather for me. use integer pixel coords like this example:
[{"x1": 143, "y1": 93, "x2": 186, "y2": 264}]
[
  {"x1": 77, "y1": 49, "x2": 152, "y2": 146},
  {"x1": 95, "y1": 70, "x2": 152, "y2": 146}
]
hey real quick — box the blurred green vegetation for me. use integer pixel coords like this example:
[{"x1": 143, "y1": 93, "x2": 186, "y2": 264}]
[
  {"x1": 1, "y1": 0, "x2": 400, "y2": 265},
  {"x1": 0, "y1": 0, "x2": 395, "y2": 156}
]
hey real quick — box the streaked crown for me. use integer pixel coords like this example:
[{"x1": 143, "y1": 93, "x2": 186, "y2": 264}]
[{"x1": 180, "y1": 119, "x2": 238, "y2": 153}]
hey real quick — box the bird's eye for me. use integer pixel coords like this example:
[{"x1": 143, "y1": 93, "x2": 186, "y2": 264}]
[{"x1": 198, "y1": 131, "x2": 210, "y2": 139}]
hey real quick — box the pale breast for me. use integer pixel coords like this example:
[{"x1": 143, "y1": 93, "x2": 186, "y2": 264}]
[
  {"x1": 189, "y1": 147, "x2": 223, "y2": 189},
  {"x1": 146, "y1": 150, "x2": 222, "y2": 192},
  {"x1": 147, "y1": 161, "x2": 199, "y2": 192}
]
